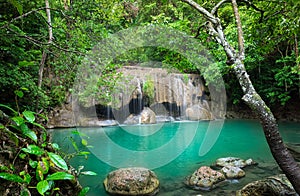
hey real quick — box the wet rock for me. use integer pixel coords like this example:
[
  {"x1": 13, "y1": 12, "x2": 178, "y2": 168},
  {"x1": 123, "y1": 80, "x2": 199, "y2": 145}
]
[
  {"x1": 185, "y1": 166, "x2": 225, "y2": 190},
  {"x1": 47, "y1": 104, "x2": 76, "y2": 128},
  {"x1": 185, "y1": 105, "x2": 214, "y2": 121},
  {"x1": 104, "y1": 167, "x2": 159, "y2": 196},
  {"x1": 141, "y1": 107, "x2": 156, "y2": 124},
  {"x1": 124, "y1": 114, "x2": 140, "y2": 125},
  {"x1": 215, "y1": 157, "x2": 257, "y2": 168},
  {"x1": 236, "y1": 174, "x2": 296, "y2": 196},
  {"x1": 78, "y1": 119, "x2": 118, "y2": 127},
  {"x1": 221, "y1": 166, "x2": 245, "y2": 179}
]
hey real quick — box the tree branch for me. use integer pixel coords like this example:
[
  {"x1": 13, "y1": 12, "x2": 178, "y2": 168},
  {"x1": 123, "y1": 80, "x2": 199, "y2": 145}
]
[
  {"x1": 0, "y1": 7, "x2": 46, "y2": 29},
  {"x1": 231, "y1": 0, "x2": 245, "y2": 60},
  {"x1": 181, "y1": 0, "x2": 218, "y2": 25},
  {"x1": 211, "y1": 0, "x2": 230, "y2": 15},
  {"x1": 239, "y1": 0, "x2": 265, "y2": 23}
]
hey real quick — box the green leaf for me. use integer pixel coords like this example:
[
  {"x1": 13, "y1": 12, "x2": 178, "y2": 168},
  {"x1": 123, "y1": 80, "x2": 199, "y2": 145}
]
[
  {"x1": 0, "y1": 104, "x2": 18, "y2": 115},
  {"x1": 20, "y1": 124, "x2": 37, "y2": 143},
  {"x1": 47, "y1": 152, "x2": 68, "y2": 171},
  {"x1": 14, "y1": 90, "x2": 24, "y2": 98},
  {"x1": 29, "y1": 159, "x2": 38, "y2": 168},
  {"x1": 36, "y1": 168, "x2": 44, "y2": 181},
  {"x1": 78, "y1": 187, "x2": 90, "y2": 196},
  {"x1": 46, "y1": 172, "x2": 74, "y2": 181},
  {"x1": 51, "y1": 143, "x2": 60, "y2": 150},
  {"x1": 8, "y1": 0, "x2": 23, "y2": 15},
  {"x1": 23, "y1": 173, "x2": 31, "y2": 184},
  {"x1": 37, "y1": 180, "x2": 50, "y2": 195},
  {"x1": 37, "y1": 113, "x2": 48, "y2": 121},
  {"x1": 31, "y1": 122, "x2": 46, "y2": 131},
  {"x1": 12, "y1": 116, "x2": 24, "y2": 126},
  {"x1": 0, "y1": 165, "x2": 9, "y2": 171},
  {"x1": 80, "y1": 171, "x2": 97, "y2": 176},
  {"x1": 69, "y1": 137, "x2": 79, "y2": 152},
  {"x1": 20, "y1": 187, "x2": 30, "y2": 196},
  {"x1": 78, "y1": 151, "x2": 90, "y2": 156},
  {"x1": 22, "y1": 145, "x2": 44, "y2": 155},
  {"x1": 19, "y1": 153, "x2": 26, "y2": 159},
  {"x1": 81, "y1": 139, "x2": 88, "y2": 146},
  {"x1": 37, "y1": 158, "x2": 49, "y2": 174},
  {"x1": 22, "y1": 111, "x2": 35, "y2": 123},
  {"x1": 0, "y1": 172, "x2": 24, "y2": 183}
]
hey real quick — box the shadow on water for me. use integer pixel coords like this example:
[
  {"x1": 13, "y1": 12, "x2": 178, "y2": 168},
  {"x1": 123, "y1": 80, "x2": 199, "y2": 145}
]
[{"x1": 49, "y1": 119, "x2": 300, "y2": 196}]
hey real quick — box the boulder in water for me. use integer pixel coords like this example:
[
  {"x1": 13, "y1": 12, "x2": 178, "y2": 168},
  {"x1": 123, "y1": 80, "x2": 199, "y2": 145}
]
[
  {"x1": 221, "y1": 166, "x2": 245, "y2": 179},
  {"x1": 103, "y1": 167, "x2": 159, "y2": 196},
  {"x1": 185, "y1": 166, "x2": 225, "y2": 190},
  {"x1": 236, "y1": 174, "x2": 296, "y2": 196},
  {"x1": 141, "y1": 107, "x2": 156, "y2": 124},
  {"x1": 215, "y1": 157, "x2": 257, "y2": 168},
  {"x1": 185, "y1": 105, "x2": 214, "y2": 121}
]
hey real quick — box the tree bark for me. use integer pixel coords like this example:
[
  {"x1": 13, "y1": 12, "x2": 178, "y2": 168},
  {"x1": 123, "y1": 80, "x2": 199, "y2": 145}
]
[
  {"x1": 36, "y1": 0, "x2": 53, "y2": 111},
  {"x1": 38, "y1": 0, "x2": 53, "y2": 89},
  {"x1": 181, "y1": 0, "x2": 300, "y2": 193}
]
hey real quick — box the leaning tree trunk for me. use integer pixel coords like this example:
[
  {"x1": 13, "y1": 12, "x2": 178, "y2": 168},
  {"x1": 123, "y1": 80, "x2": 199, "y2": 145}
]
[{"x1": 182, "y1": 0, "x2": 300, "y2": 193}]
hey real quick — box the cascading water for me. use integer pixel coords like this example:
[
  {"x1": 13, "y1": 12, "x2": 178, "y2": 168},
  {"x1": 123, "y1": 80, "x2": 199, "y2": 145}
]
[{"x1": 110, "y1": 65, "x2": 215, "y2": 123}]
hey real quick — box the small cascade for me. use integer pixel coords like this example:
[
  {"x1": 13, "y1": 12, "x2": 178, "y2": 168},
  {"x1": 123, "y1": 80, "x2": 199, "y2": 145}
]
[{"x1": 111, "y1": 65, "x2": 217, "y2": 123}]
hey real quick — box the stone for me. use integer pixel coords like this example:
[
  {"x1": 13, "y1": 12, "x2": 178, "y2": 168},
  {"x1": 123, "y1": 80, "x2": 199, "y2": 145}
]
[
  {"x1": 215, "y1": 157, "x2": 257, "y2": 168},
  {"x1": 124, "y1": 114, "x2": 140, "y2": 125},
  {"x1": 141, "y1": 107, "x2": 156, "y2": 124},
  {"x1": 185, "y1": 166, "x2": 225, "y2": 190},
  {"x1": 78, "y1": 119, "x2": 118, "y2": 127},
  {"x1": 104, "y1": 167, "x2": 159, "y2": 196},
  {"x1": 221, "y1": 166, "x2": 245, "y2": 179},
  {"x1": 185, "y1": 105, "x2": 214, "y2": 121},
  {"x1": 47, "y1": 104, "x2": 76, "y2": 128},
  {"x1": 236, "y1": 174, "x2": 296, "y2": 196}
]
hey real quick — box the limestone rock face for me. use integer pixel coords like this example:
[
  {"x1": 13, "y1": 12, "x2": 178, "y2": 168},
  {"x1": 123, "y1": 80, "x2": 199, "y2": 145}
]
[
  {"x1": 47, "y1": 103, "x2": 76, "y2": 128},
  {"x1": 221, "y1": 166, "x2": 245, "y2": 179},
  {"x1": 215, "y1": 157, "x2": 257, "y2": 168},
  {"x1": 236, "y1": 174, "x2": 296, "y2": 196},
  {"x1": 185, "y1": 166, "x2": 225, "y2": 190},
  {"x1": 185, "y1": 105, "x2": 213, "y2": 120},
  {"x1": 141, "y1": 107, "x2": 156, "y2": 124},
  {"x1": 104, "y1": 167, "x2": 159, "y2": 196}
]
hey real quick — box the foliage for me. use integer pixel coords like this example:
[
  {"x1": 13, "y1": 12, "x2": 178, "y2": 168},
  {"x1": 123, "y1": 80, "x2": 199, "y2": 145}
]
[
  {"x1": 0, "y1": 95, "x2": 95, "y2": 195},
  {"x1": 142, "y1": 77, "x2": 155, "y2": 105}
]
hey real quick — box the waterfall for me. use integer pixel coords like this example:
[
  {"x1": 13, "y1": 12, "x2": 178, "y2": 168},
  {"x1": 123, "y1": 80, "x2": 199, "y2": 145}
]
[{"x1": 113, "y1": 66, "x2": 214, "y2": 121}]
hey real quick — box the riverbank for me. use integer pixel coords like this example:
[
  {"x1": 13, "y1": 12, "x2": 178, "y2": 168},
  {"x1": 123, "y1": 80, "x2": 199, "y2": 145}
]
[{"x1": 226, "y1": 98, "x2": 300, "y2": 122}]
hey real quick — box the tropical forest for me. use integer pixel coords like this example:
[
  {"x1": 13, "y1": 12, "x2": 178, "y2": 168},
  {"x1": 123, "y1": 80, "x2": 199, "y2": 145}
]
[{"x1": 0, "y1": 0, "x2": 300, "y2": 195}]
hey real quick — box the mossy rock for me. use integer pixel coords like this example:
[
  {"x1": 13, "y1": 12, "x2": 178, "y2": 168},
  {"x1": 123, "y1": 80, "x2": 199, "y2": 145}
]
[
  {"x1": 236, "y1": 174, "x2": 296, "y2": 196},
  {"x1": 103, "y1": 167, "x2": 159, "y2": 196}
]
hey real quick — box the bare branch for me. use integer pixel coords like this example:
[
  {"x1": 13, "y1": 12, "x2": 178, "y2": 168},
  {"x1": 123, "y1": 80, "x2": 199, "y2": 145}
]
[
  {"x1": 232, "y1": 0, "x2": 245, "y2": 60},
  {"x1": 181, "y1": 0, "x2": 236, "y2": 64},
  {"x1": 181, "y1": 0, "x2": 218, "y2": 25},
  {"x1": 211, "y1": 0, "x2": 230, "y2": 15},
  {"x1": 194, "y1": 22, "x2": 208, "y2": 38},
  {"x1": 240, "y1": 0, "x2": 265, "y2": 23},
  {"x1": 0, "y1": 7, "x2": 46, "y2": 29},
  {"x1": 6, "y1": 26, "x2": 83, "y2": 55}
]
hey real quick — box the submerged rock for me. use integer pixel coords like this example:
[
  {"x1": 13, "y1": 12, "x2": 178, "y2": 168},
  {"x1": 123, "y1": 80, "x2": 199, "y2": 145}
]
[
  {"x1": 103, "y1": 167, "x2": 159, "y2": 196},
  {"x1": 236, "y1": 174, "x2": 296, "y2": 196},
  {"x1": 221, "y1": 166, "x2": 245, "y2": 179},
  {"x1": 185, "y1": 166, "x2": 225, "y2": 190},
  {"x1": 215, "y1": 157, "x2": 257, "y2": 168}
]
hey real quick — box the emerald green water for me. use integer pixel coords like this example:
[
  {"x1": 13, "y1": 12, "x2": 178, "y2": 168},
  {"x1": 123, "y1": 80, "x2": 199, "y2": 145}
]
[{"x1": 49, "y1": 120, "x2": 300, "y2": 195}]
